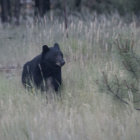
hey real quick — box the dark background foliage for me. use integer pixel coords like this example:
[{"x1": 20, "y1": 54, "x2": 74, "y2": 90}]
[{"x1": 0, "y1": 0, "x2": 140, "y2": 24}]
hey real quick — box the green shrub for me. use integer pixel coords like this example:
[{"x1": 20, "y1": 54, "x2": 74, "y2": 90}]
[{"x1": 97, "y1": 35, "x2": 140, "y2": 109}]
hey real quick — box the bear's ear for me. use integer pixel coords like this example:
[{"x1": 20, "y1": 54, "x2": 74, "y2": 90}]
[
  {"x1": 42, "y1": 45, "x2": 49, "y2": 53},
  {"x1": 54, "y1": 43, "x2": 60, "y2": 50}
]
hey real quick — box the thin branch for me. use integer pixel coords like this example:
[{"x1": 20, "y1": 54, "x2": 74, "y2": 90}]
[
  {"x1": 115, "y1": 75, "x2": 120, "y2": 94},
  {"x1": 64, "y1": 1, "x2": 68, "y2": 38}
]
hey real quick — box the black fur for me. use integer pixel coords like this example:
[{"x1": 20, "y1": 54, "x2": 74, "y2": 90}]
[{"x1": 22, "y1": 43, "x2": 65, "y2": 92}]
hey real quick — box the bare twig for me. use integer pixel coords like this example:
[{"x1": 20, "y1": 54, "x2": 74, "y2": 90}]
[
  {"x1": 64, "y1": 1, "x2": 68, "y2": 38},
  {"x1": 115, "y1": 75, "x2": 120, "y2": 94}
]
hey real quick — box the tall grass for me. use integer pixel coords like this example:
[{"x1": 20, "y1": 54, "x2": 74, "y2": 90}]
[{"x1": 0, "y1": 14, "x2": 140, "y2": 140}]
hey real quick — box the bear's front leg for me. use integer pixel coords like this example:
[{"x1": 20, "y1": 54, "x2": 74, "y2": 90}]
[
  {"x1": 52, "y1": 71, "x2": 62, "y2": 92},
  {"x1": 52, "y1": 78, "x2": 60, "y2": 92}
]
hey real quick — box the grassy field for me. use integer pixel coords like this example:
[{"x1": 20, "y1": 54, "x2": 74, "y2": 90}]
[{"x1": 0, "y1": 14, "x2": 140, "y2": 140}]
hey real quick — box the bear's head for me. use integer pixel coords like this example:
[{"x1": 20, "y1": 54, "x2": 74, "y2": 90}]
[{"x1": 41, "y1": 43, "x2": 65, "y2": 68}]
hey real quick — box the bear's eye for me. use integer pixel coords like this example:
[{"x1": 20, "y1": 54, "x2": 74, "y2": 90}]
[{"x1": 55, "y1": 54, "x2": 58, "y2": 57}]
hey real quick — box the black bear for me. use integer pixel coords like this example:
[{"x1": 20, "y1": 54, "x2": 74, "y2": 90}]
[{"x1": 22, "y1": 43, "x2": 65, "y2": 92}]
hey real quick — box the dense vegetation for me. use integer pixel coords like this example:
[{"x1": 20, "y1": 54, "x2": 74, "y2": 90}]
[{"x1": 0, "y1": 13, "x2": 140, "y2": 139}]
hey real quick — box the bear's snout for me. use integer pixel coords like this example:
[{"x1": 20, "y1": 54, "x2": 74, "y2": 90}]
[
  {"x1": 61, "y1": 60, "x2": 65, "y2": 66},
  {"x1": 56, "y1": 60, "x2": 65, "y2": 67}
]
